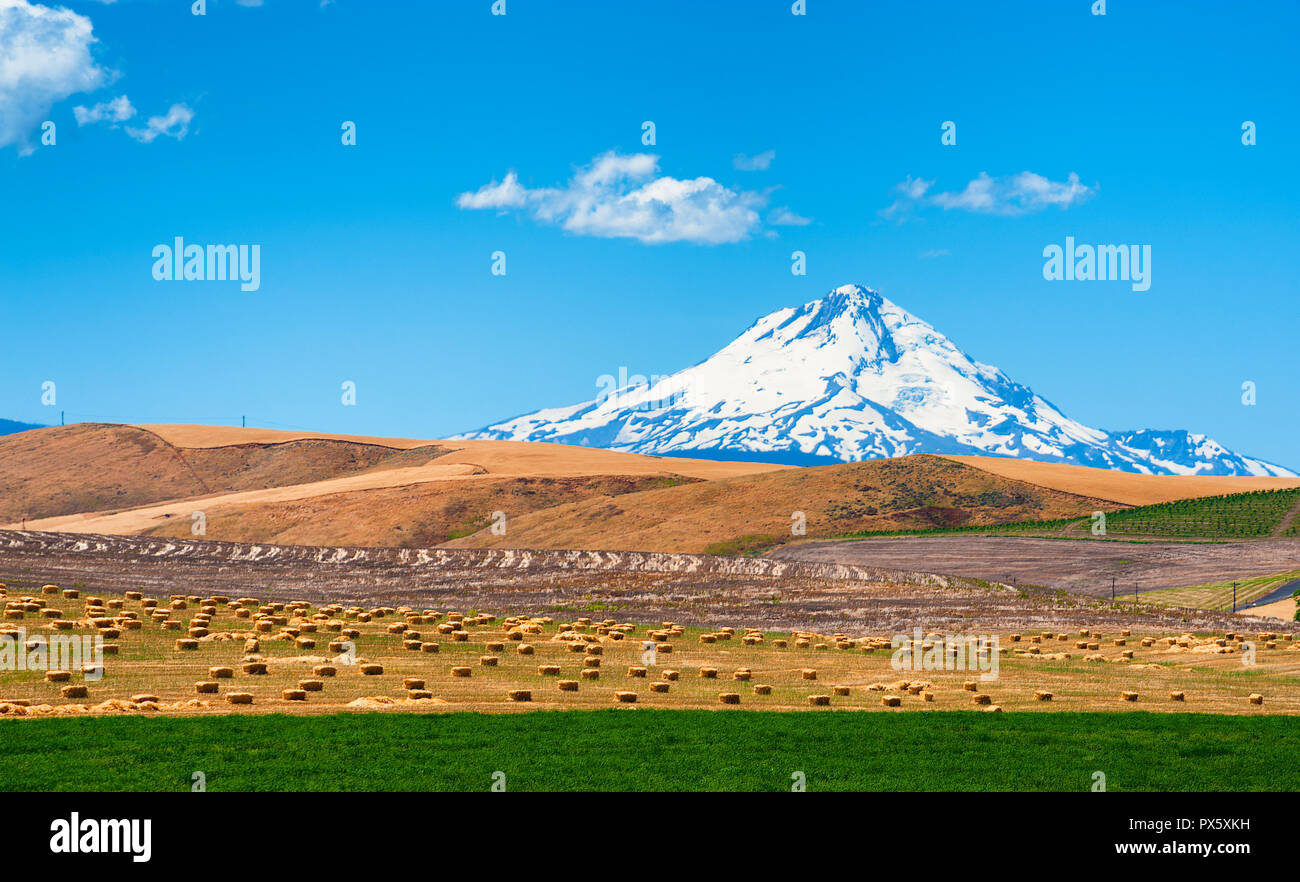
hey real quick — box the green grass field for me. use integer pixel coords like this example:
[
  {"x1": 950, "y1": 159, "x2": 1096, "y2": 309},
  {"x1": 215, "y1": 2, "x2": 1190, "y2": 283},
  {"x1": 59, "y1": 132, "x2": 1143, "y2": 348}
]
[
  {"x1": 1119, "y1": 569, "x2": 1300, "y2": 612},
  {"x1": 2, "y1": 710, "x2": 1294, "y2": 791}
]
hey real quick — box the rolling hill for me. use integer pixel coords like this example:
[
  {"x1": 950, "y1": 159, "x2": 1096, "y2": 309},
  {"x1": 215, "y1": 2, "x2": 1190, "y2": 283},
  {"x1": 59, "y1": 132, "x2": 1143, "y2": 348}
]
[{"x1": 5, "y1": 423, "x2": 1300, "y2": 551}]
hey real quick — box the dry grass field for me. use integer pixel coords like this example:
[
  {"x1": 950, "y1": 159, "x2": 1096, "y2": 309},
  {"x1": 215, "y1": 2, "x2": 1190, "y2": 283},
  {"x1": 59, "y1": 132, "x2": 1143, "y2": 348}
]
[
  {"x1": 942, "y1": 455, "x2": 1300, "y2": 506},
  {"x1": 2, "y1": 578, "x2": 1297, "y2": 720},
  {"x1": 6, "y1": 424, "x2": 1299, "y2": 554}
]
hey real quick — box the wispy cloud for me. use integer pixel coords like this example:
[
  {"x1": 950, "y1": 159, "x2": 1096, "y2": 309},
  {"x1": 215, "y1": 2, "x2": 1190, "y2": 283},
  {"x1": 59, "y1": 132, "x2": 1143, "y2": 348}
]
[
  {"x1": 768, "y1": 206, "x2": 811, "y2": 226},
  {"x1": 73, "y1": 94, "x2": 134, "y2": 126},
  {"x1": 0, "y1": 0, "x2": 107, "y2": 155},
  {"x1": 884, "y1": 171, "x2": 1096, "y2": 218},
  {"x1": 125, "y1": 102, "x2": 194, "y2": 143},
  {"x1": 918, "y1": 248, "x2": 950, "y2": 259},
  {"x1": 457, "y1": 151, "x2": 769, "y2": 245},
  {"x1": 733, "y1": 149, "x2": 775, "y2": 171}
]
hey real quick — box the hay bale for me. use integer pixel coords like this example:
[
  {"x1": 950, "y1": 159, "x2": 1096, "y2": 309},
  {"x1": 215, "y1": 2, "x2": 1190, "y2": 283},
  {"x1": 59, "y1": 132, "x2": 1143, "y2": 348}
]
[
  {"x1": 296, "y1": 637, "x2": 316, "y2": 649},
  {"x1": 242, "y1": 662, "x2": 268, "y2": 675},
  {"x1": 517, "y1": 643, "x2": 535, "y2": 655},
  {"x1": 881, "y1": 695, "x2": 901, "y2": 707},
  {"x1": 450, "y1": 666, "x2": 472, "y2": 677},
  {"x1": 649, "y1": 682, "x2": 670, "y2": 693},
  {"x1": 807, "y1": 695, "x2": 830, "y2": 706},
  {"x1": 1248, "y1": 693, "x2": 1264, "y2": 705},
  {"x1": 1121, "y1": 691, "x2": 1139, "y2": 702},
  {"x1": 60, "y1": 685, "x2": 88, "y2": 699},
  {"x1": 402, "y1": 677, "x2": 425, "y2": 690},
  {"x1": 613, "y1": 691, "x2": 637, "y2": 703},
  {"x1": 360, "y1": 664, "x2": 384, "y2": 676},
  {"x1": 718, "y1": 692, "x2": 741, "y2": 704},
  {"x1": 558, "y1": 680, "x2": 579, "y2": 692},
  {"x1": 408, "y1": 690, "x2": 433, "y2": 700},
  {"x1": 283, "y1": 689, "x2": 307, "y2": 701},
  {"x1": 175, "y1": 639, "x2": 199, "y2": 651},
  {"x1": 922, "y1": 692, "x2": 934, "y2": 702},
  {"x1": 801, "y1": 669, "x2": 817, "y2": 680},
  {"x1": 194, "y1": 682, "x2": 219, "y2": 694},
  {"x1": 984, "y1": 705, "x2": 1003, "y2": 713},
  {"x1": 661, "y1": 669, "x2": 679, "y2": 681},
  {"x1": 508, "y1": 689, "x2": 532, "y2": 702},
  {"x1": 299, "y1": 679, "x2": 324, "y2": 692},
  {"x1": 753, "y1": 684, "x2": 772, "y2": 695},
  {"x1": 972, "y1": 694, "x2": 992, "y2": 705},
  {"x1": 626, "y1": 666, "x2": 647, "y2": 678},
  {"x1": 733, "y1": 669, "x2": 752, "y2": 681},
  {"x1": 486, "y1": 641, "x2": 505, "y2": 652},
  {"x1": 44, "y1": 670, "x2": 71, "y2": 683},
  {"x1": 699, "y1": 667, "x2": 718, "y2": 679},
  {"x1": 538, "y1": 665, "x2": 561, "y2": 676},
  {"x1": 1034, "y1": 690, "x2": 1053, "y2": 702},
  {"x1": 480, "y1": 656, "x2": 499, "y2": 667},
  {"x1": 832, "y1": 685, "x2": 850, "y2": 696},
  {"x1": 963, "y1": 681, "x2": 978, "y2": 691},
  {"x1": 1169, "y1": 691, "x2": 1185, "y2": 701}
]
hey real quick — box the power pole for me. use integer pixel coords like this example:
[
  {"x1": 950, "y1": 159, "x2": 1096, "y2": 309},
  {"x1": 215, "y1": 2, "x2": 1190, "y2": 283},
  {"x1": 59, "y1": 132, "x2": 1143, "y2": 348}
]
[
  {"x1": 61, "y1": 410, "x2": 65, "y2": 426},
  {"x1": 242, "y1": 415, "x2": 246, "y2": 428},
  {"x1": 1111, "y1": 577, "x2": 1115, "y2": 602},
  {"x1": 1232, "y1": 582, "x2": 1237, "y2": 613}
]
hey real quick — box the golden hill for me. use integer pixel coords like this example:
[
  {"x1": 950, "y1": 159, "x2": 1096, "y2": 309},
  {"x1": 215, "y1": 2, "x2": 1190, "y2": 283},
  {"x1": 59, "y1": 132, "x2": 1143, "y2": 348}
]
[
  {"x1": 444, "y1": 455, "x2": 1117, "y2": 553},
  {"x1": 4, "y1": 423, "x2": 1298, "y2": 552}
]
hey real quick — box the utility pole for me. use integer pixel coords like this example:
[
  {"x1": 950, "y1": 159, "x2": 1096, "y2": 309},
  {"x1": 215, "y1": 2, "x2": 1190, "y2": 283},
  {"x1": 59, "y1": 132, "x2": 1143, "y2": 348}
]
[
  {"x1": 1233, "y1": 582, "x2": 1237, "y2": 613},
  {"x1": 1111, "y1": 577, "x2": 1115, "y2": 602},
  {"x1": 242, "y1": 415, "x2": 246, "y2": 428},
  {"x1": 61, "y1": 410, "x2": 65, "y2": 426}
]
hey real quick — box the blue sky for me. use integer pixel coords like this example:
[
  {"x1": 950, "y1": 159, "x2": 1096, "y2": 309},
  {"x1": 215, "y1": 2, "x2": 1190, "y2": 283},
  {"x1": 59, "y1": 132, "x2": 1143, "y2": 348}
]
[{"x1": 2, "y1": 0, "x2": 1297, "y2": 467}]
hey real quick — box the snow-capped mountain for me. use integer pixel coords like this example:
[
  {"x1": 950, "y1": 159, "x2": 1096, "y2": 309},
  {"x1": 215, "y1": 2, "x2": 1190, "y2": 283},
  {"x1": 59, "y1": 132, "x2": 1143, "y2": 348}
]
[{"x1": 457, "y1": 284, "x2": 1296, "y2": 477}]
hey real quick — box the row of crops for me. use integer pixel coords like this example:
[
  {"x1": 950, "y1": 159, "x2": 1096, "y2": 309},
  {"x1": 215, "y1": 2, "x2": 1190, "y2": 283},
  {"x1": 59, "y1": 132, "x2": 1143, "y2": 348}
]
[{"x1": 1102, "y1": 488, "x2": 1300, "y2": 538}]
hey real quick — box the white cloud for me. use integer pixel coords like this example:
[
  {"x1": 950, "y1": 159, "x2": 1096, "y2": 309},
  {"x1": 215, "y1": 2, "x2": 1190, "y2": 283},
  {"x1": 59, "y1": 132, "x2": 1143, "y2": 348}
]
[
  {"x1": 73, "y1": 93, "x2": 133, "y2": 126},
  {"x1": 768, "y1": 206, "x2": 811, "y2": 226},
  {"x1": 125, "y1": 102, "x2": 193, "y2": 143},
  {"x1": 0, "y1": 0, "x2": 107, "y2": 154},
  {"x1": 884, "y1": 171, "x2": 1095, "y2": 217},
  {"x1": 733, "y1": 149, "x2": 775, "y2": 171},
  {"x1": 457, "y1": 151, "x2": 767, "y2": 245},
  {"x1": 919, "y1": 248, "x2": 950, "y2": 259}
]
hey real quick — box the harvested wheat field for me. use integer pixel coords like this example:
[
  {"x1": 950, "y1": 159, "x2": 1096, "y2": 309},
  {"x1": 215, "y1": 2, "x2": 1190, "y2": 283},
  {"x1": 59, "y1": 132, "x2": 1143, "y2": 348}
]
[
  {"x1": 1, "y1": 575, "x2": 1297, "y2": 720},
  {"x1": 942, "y1": 455, "x2": 1300, "y2": 506}
]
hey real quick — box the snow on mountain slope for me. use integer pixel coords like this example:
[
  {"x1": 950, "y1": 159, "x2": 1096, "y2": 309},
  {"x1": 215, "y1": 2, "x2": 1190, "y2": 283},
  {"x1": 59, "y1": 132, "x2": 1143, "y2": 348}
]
[{"x1": 456, "y1": 284, "x2": 1295, "y2": 477}]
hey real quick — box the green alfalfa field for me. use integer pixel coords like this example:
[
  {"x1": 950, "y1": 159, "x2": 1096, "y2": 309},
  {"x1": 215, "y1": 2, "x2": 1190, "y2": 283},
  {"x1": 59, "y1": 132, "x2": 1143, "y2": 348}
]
[{"x1": 3, "y1": 710, "x2": 1297, "y2": 791}]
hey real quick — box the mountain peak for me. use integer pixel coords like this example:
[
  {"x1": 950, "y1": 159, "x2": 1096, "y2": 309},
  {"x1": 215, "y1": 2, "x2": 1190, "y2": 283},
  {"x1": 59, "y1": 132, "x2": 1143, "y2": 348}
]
[{"x1": 456, "y1": 284, "x2": 1296, "y2": 477}]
